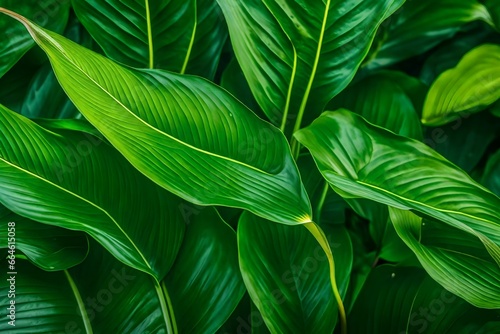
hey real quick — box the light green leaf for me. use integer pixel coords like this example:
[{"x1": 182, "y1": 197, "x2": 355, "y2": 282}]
[
  {"x1": 328, "y1": 71, "x2": 425, "y2": 140},
  {"x1": 422, "y1": 44, "x2": 500, "y2": 126},
  {"x1": 0, "y1": 204, "x2": 88, "y2": 271},
  {"x1": 0, "y1": 0, "x2": 70, "y2": 78},
  {"x1": 295, "y1": 109, "x2": 500, "y2": 306},
  {"x1": 483, "y1": 150, "x2": 500, "y2": 196},
  {"x1": 390, "y1": 208, "x2": 500, "y2": 308},
  {"x1": 0, "y1": 10, "x2": 311, "y2": 225},
  {"x1": 0, "y1": 103, "x2": 185, "y2": 280},
  {"x1": 348, "y1": 265, "x2": 500, "y2": 333},
  {"x1": 217, "y1": 0, "x2": 403, "y2": 132},
  {"x1": 238, "y1": 212, "x2": 352, "y2": 333},
  {"x1": 365, "y1": 0, "x2": 493, "y2": 69},
  {"x1": 72, "y1": 0, "x2": 227, "y2": 78}
]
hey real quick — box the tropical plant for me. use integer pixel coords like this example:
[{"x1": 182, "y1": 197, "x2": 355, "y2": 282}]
[{"x1": 0, "y1": 0, "x2": 499, "y2": 333}]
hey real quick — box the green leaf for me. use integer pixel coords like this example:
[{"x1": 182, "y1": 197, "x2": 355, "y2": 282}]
[
  {"x1": 0, "y1": 103, "x2": 185, "y2": 280},
  {"x1": 328, "y1": 71, "x2": 425, "y2": 140},
  {"x1": 72, "y1": 0, "x2": 227, "y2": 78},
  {"x1": 483, "y1": 150, "x2": 500, "y2": 196},
  {"x1": 422, "y1": 44, "x2": 500, "y2": 126},
  {"x1": 365, "y1": 0, "x2": 493, "y2": 69},
  {"x1": 0, "y1": 204, "x2": 88, "y2": 271},
  {"x1": 420, "y1": 28, "x2": 499, "y2": 85},
  {"x1": 217, "y1": 0, "x2": 404, "y2": 131},
  {"x1": 0, "y1": 0, "x2": 70, "y2": 78},
  {"x1": 295, "y1": 109, "x2": 500, "y2": 306},
  {"x1": 238, "y1": 212, "x2": 352, "y2": 333},
  {"x1": 163, "y1": 208, "x2": 245, "y2": 334},
  {"x1": 390, "y1": 208, "x2": 500, "y2": 308},
  {"x1": 348, "y1": 265, "x2": 500, "y2": 333},
  {"x1": 0, "y1": 10, "x2": 311, "y2": 225},
  {"x1": 1, "y1": 210, "x2": 244, "y2": 333}
]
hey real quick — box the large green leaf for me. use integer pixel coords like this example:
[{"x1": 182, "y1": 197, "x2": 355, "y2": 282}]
[
  {"x1": 483, "y1": 150, "x2": 500, "y2": 196},
  {"x1": 0, "y1": 0, "x2": 70, "y2": 78},
  {"x1": 348, "y1": 265, "x2": 500, "y2": 333},
  {"x1": 0, "y1": 104, "x2": 185, "y2": 280},
  {"x1": 295, "y1": 110, "x2": 500, "y2": 306},
  {"x1": 390, "y1": 208, "x2": 500, "y2": 308},
  {"x1": 0, "y1": 210, "x2": 244, "y2": 333},
  {"x1": 0, "y1": 204, "x2": 88, "y2": 271},
  {"x1": 238, "y1": 212, "x2": 352, "y2": 333},
  {"x1": 217, "y1": 0, "x2": 403, "y2": 132},
  {"x1": 0, "y1": 10, "x2": 311, "y2": 225},
  {"x1": 365, "y1": 0, "x2": 493, "y2": 69},
  {"x1": 328, "y1": 71, "x2": 425, "y2": 140},
  {"x1": 72, "y1": 0, "x2": 227, "y2": 78},
  {"x1": 422, "y1": 44, "x2": 500, "y2": 126}
]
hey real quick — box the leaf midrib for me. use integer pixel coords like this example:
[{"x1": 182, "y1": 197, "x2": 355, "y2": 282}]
[
  {"x1": 145, "y1": 0, "x2": 154, "y2": 69},
  {"x1": 27, "y1": 22, "x2": 278, "y2": 177},
  {"x1": 0, "y1": 156, "x2": 152, "y2": 275}
]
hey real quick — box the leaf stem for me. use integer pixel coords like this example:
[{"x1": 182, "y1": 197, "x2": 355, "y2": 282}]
[
  {"x1": 155, "y1": 279, "x2": 178, "y2": 334},
  {"x1": 64, "y1": 270, "x2": 93, "y2": 334},
  {"x1": 315, "y1": 181, "x2": 330, "y2": 222},
  {"x1": 304, "y1": 222, "x2": 347, "y2": 334}
]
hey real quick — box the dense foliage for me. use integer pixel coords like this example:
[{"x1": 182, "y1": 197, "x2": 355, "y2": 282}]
[{"x1": 0, "y1": 0, "x2": 500, "y2": 333}]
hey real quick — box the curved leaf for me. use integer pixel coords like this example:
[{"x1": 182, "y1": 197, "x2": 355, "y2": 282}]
[
  {"x1": 0, "y1": 204, "x2": 88, "y2": 271},
  {"x1": 328, "y1": 71, "x2": 424, "y2": 140},
  {"x1": 348, "y1": 265, "x2": 500, "y2": 333},
  {"x1": 390, "y1": 208, "x2": 500, "y2": 308},
  {"x1": 0, "y1": 10, "x2": 311, "y2": 225},
  {"x1": 0, "y1": 103, "x2": 185, "y2": 280},
  {"x1": 1, "y1": 210, "x2": 244, "y2": 333},
  {"x1": 365, "y1": 0, "x2": 493, "y2": 69},
  {"x1": 295, "y1": 110, "x2": 500, "y2": 305},
  {"x1": 422, "y1": 44, "x2": 500, "y2": 126},
  {"x1": 0, "y1": 0, "x2": 70, "y2": 77},
  {"x1": 73, "y1": 0, "x2": 227, "y2": 78},
  {"x1": 238, "y1": 212, "x2": 352, "y2": 333},
  {"x1": 217, "y1": 0, "x2": 403, "y2": 131}
]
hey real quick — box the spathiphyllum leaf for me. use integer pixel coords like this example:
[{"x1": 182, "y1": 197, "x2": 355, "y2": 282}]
[
  {"x1": 217, "y1": 0, "x2": 404, "y2": 131},
  {"x1": 328, "y1": 71, "x2": 425, "y2": 140},
  {"x1": 73, "y1": 0, "x2": 227, "y2": 78},
  {"x1": 0, "y1": 0, "x2": 70, "y2": 78},
  {"x1": 0, "y1": 104, "x2": 186, "y2": 280},
  {"x1": 238, "y1": 213, "x2": 352, "y2": 334},
  {"x1": 365, "y1": 0, "x2": 493, "y2": 69},
  {"x1": 0, "y1": 204, "x2": 88, "y2": 271},
  {"x1": 422, "y1": 44, "x2": 500, "y2": 126},
  {"x1": 0, "y1": 9, "x2": 311, "y2": 225},
  {"x1": 0, "y1": 210, "x2": 244, "y2": 334},
  {"x1": 390, "y1": 208, "x2": 500, "y2": 308},
  {"x1": 294, "y1": 110, "x2": 500, "y2": 306},
  {"x1": 349, "y1": 265, "x2": 500, "y2": 333}
]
